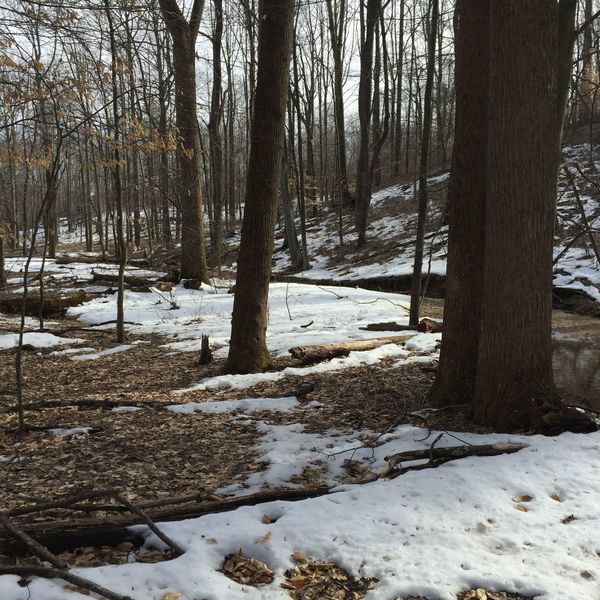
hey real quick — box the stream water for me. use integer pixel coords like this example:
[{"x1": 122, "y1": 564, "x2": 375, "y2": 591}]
[{"x1": 553, "y1": 339, "x2": 600, "y2": 407}]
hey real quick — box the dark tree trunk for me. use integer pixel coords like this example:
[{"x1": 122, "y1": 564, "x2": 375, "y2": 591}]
[
  {"x1": 280, "y1": 144, "x2": 302, "y2": 269},
  {"x1": 472, "y1": 0, "x2": 561, "y2": 431},
  {"x1": 225, "y1": 0, "x2": 295, "y2": 374},
  {"x1": 158, "y1": 0, "x2": 209, "y2": 285},
  {"x1": 429, "y1": 0, "x2": 488, "y2": 407},
  {"x1": 354, "y1": 0, "x2": 381, "y2": 247},
  {"x1": 325, "y1": 0, "x2": 352, "y2": 207},
  {"x1": 209, "y1": 0, "x2": 224, "y2": 273},
  {"x1": 408, "y1": 0, "x2": 439, "y2": 326}
]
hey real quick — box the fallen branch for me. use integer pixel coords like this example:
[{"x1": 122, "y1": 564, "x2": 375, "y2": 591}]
[
  {"x1": 384, "y1": 442, "x2": 528, "y2": 472},
  {"x1": 289, "y1": 335, "x2": 413, "y2": 363},
  {"x1": 0, "y1": 566, "x2": 133, "y2": 600},
  {"x1": 359, "y1": 322, "x2": 416, "y2": 332},
  {"x1": 0, "y1": 487, "x2": 331, "y2": 552},
  {"x1": 112, "y1": 494, "x2": 184, "y2": 556},
  {"x1": 0, "y1": 398, "x2": 165, "y2": 414}
]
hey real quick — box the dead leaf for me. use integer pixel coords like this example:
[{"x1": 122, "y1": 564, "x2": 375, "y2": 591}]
[
  {"x1": 550, "y1": 492, "x2": 561, "y2": 502},
  {"x1": 162, "y1": 593, "x2": 182, "y2": 600},
  {"x1": 222, "y1": 551, "x2": 274, "y2": 586},
  {"x1": 511, "y1": 495, "x2": 533, "y2": 503},
  {"x1": 580, "y1": 570, "x2": 594, "y2": 580},
  {"x1": 514, "y1": 504, "x2": 529, "y2": 512},
  {"x1": 291, "y1": 551, "x2": 311, "y2": 564},
  {"x1": 261, "y1": 514, "x2": 273, "y2": 524},
  {"x1": 562, "y1": 514, "x2": 576, "y2": 524},
  {"x1": 257, "y1": 531, "x2": 272, "y2": 544},
  {"x1": 476, "y1": 521, "x2": 491, "y2": 533},
  {"x1": 205, "y1": 537, "x2": 218, "y2": 544}
]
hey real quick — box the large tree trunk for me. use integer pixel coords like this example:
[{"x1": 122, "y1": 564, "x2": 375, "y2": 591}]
[
  {"x1": 472, "y1": 0, "x2": 561, "y2": 431},
  {"x1": 158, "y1": 0, "x2": 209, "y2": 285},
  {"x1": 225, "y1": 0, "x2": 295, "y2": 374},
  {"x1": 429, "y1": 0, "x2": 488, "y2": 406}
]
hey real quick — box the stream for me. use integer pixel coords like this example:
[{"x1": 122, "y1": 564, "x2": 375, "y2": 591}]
[{"x1": 553, "y1": 338, "x2": 600, "y2": 407}]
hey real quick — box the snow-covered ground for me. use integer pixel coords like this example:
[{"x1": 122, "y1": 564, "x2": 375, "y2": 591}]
[
  {"x1": 269, "y1": 145, "x2": 599, "y2": 303},
  {"x1": 0, "y1": 279, "x2": 596, "y2": 599},
  {"x1": 1, "y1": 423, "x2": 598, "y2": 599},
  {"x1": 1, "y1": 147, "x2": 599, "y2": 600}
]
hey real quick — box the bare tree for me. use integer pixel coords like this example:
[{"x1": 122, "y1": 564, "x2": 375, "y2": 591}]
[
  {"x1": 225, "y1": 0, "x2": 295, "y2": 374},
  {"x1": 158, "y1": 0, "x2": 209, "y2": 285}
]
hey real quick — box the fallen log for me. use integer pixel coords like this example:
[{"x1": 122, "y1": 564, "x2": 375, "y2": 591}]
[
  {"x1": 359, "y1": 322, "x2": 417, "y2": 332},
  {"x1": 0, "y1": 443, "x2": 531, "y2": 554},
  {"x1": 0, "y1": 290, "x2": 92, "y2": 317},
  {"x1": 55, "y1": 255, "x2": 113, "y2": 265},
  {"x1": 91, "y1": 271, "x2": 159, "y2": 287},
  {"x1": 289, "y1": 335, "x2": 414, "y2": 363},
  {"x1": 0, "y1": 487, "x2": 331, "y2": 553}
]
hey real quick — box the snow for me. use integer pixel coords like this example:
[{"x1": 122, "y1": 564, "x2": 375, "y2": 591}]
[
  {"x1": 48, "y1": 427, "x2": 93, "y2": 437},
  {"x1": 177, "y1": 344, "x2": 413, "y2": 393},
  {"x1": 2, "y1": 427, "x2": 600, "y2": 599},
  {"x1": 1, "y1": 147, "x2": 598, "y2": 600},
  {"x1": 0, "y1": 332, "x2": 83, "y2": 350},
  {"x1": 68, "y1": 282, "x2": 419, "y2": 365},
  {"x1": 167, "y1": 396, "x2": 299, "y2": 415},
  {"x1": 70, "y1": 344, "x2": 136, "y2": 361}
]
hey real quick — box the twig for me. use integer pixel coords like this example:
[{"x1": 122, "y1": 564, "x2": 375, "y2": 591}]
[{"x1": 113, "y1": 494, "x2": 184, "y2": 556}]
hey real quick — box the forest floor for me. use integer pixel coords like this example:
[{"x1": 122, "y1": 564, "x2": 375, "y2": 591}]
[
  {"x1": 0, "y1": 148, "x2": 599, "y2": 599},
  {"x1": 1, "y1": 266, "x2": 599, "y2": 599}
]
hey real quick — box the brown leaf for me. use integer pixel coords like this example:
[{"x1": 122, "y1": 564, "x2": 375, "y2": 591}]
[
  {"x1": 511, "y1": 495, "x2": 533, "y2": 503},
  {"x1": 580, "y1": 570, "x2": 594, "y2": 580},
  {"x1": 291, "y1": 551, "x2": 311, "y2": 564},
  {"x1": 257, "y1": 531, "x2": 272, "y2": 544},
  {"x1": 514, "y1": 504, "x2": 528, "y2": 512},
  {"x1": 261, "y1": 514, "x2": 273, "y2": 524}
]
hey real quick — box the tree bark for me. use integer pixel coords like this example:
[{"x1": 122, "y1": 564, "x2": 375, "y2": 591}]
[
  {"x1": 429, "y1": 0, "x2": 488, "y2": 406},
  {"x1": 225, "y1": 0, "x2": 295, "y2": 374},
  {"x1": 472, "y1": 0, "x2": 561, "y2": 431}
]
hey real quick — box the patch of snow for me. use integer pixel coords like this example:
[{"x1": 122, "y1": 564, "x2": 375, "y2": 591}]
[
  {"x1": 167, "y1": 396, "x2": 298, "y2": 415},
  {"x1": 70, "y1": 344, "x2": 136, "y2": 361},
  {"x1": 177, "y1": 344, "x2": 410, "y2": 393},
  {"x1": 0, "y1": 332, "x2": 84, "y2": 350},
  {"x1": 48, "y1": 427, "x2": 92, "y2": 437}
]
